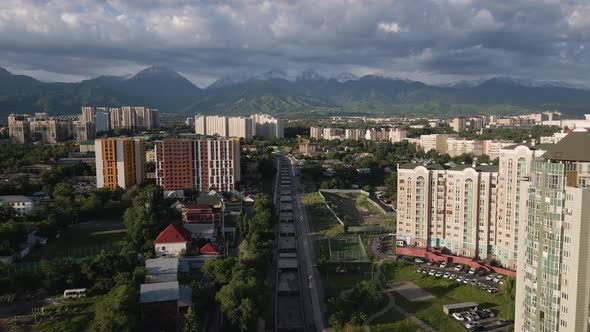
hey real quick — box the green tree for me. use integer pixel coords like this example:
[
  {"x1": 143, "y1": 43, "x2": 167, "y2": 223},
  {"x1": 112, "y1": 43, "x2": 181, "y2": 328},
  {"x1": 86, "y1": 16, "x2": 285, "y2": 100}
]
[
  {"x1": 90, "y1": 283, "x2": 137, "y2": 332},
  {"x1": 384, "y1": 172, "x2": 398, "y2": 198},
  {"x1": 40, "y1": 257, "x2": 83, "y2": 293},
  {"x1": 182, "y1": 307, "x2": 201, "y2": 332},
  {"x1": 0, "y1": 205, "x2": 17, "y2": 223},
  {"x1": 202, "y1": 257, "x2": 236, "y2": 286}
]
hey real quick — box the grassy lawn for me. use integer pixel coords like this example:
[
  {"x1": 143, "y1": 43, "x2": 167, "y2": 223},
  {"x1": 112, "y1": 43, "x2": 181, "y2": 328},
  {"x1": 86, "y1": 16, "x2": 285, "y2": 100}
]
[
  {"x1": 303, "y1": 192, "x2": 343, "y2": 236},
  {"x1": 380, "y1": 261, "x2": 515, "y2": 332},
  {"x1": 320, "y1": 263, "x2": 374, "y2": 299},
  {"x1": 370, "y1": 307, "x2": 426, "y2": 332},
  {"x1": 322, "y1": 192, "x2": 391, "y2": 226},
  {"x1": 27, "y1": 220, "x2": 127, "y2": 260}
]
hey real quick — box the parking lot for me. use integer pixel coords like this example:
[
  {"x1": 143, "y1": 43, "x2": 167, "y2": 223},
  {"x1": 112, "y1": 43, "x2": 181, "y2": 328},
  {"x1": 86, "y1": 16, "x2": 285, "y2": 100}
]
[{"x1": 405, "y1": 258, "x2": 513, "y2": 331}]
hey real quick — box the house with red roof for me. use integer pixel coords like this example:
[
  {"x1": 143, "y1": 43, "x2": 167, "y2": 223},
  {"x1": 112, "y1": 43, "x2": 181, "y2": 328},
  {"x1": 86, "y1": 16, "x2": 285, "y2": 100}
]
[
  {"x1": 154, "y1": 224, "x2": 192, "y2": 257},
  {"x1": 199, "y1": 243, "x2": 219, "y2": 255}
]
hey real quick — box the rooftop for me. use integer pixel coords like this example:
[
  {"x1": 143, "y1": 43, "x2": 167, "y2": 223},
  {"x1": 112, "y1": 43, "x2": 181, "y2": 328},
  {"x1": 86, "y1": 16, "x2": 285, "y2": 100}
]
[
  {"x1": 542, "y1": 132, "x2": 590, "y2": 162},
  {"x1": 0, "y1": 195, "x2": 33, "y2": 203},
  {"x1": 140, "y1": 281, "x2": 179, "y2": 304},
  {"x1": 154, "y1": 224, "x2": 191, "y2": 244},
  {"x1": 145, "y1": 257, "x2": 179, "y2": 284}
]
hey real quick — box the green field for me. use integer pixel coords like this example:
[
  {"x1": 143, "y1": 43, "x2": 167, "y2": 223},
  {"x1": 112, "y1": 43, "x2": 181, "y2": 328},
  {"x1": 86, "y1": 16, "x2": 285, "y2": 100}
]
[
  {"x1": 27, "y1": 220, "x2": 127, "y2": 260},
  {"x1": 322, "y1": 192, "x2": 392, "y2": 226},
  {"x1": 380, "y1": 261, "x2": 515, "y2": 332},
  {"x1": 370, "y1": 307, "x2": 426, "y2": 332},
  {"x1": 303, "y1": 192, "x2": 343, "y2": 236}
]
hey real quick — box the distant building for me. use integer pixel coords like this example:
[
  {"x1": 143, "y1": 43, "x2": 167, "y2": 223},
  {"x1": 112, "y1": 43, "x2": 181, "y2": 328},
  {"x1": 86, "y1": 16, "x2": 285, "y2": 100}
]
[
  {"x1": 79, "y1": 140, "x2": 95, "y2": 153},
  {"x1": 80, "y1": 106, "x2": 158, "y2": 133},
  {"x1": 73, "y1": 121, "x2": 95, "y2": 143},
  {"x1": 389, "y1": 128, "x2": 407, "y2": 143},
  {"x1": 194, "y1": 115, "x2": 255, "y2": 139},
  {"x1": 252, "y1": 113, "x2": 284, "y2": 139},
  {"x1": 8, "y1": 114, "x2": 31, "y2": 144},
  {"x1": 446, "y1": 138, "x2": 483, "y2": 157},
  {"x1": 0, "y1": 195, "x2": 35, "y2": 216},
  {"x1": 228, "y1": 116, "x2": 253, "y2": 139},
  {"x1": 95, "y1": 138, "x2": 146, "y2": 190},
  {"x1": 310, "y1": 126, "x2": 322, "y2": 140},
  {"x1": 451, "y1": 117, "x2": 466, "y2": 132}
]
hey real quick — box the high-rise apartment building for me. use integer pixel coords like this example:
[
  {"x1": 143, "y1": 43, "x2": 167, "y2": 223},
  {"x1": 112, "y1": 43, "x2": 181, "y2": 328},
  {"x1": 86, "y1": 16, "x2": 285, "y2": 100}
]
[
  {"x1": 8, "y1": 114, "x2": 31, "y2": 144},
  {"x1": 451, "y1": 117, "x2": 466, "y2": 132},
  {"x1": 194, "y1": 114, "x2": 281, "y2": 139},
  {"x1": 95, "y1": 111, "x2": 110, "y2": 132},
  {"x1": 389, "y1": 128, "x2": 407, "y2": 143},
  {"x1": 310, "y1": 127, "x2": 323, "y2": 140},
  {"x1": 345, "y1": 128, "x2": 364, "y2": 140},
  {"x1": 73, "y1": 121, "x2": 96, "y2": 143},
  {"x1": 252, "y1": 113, "x2": 284, "y2": 139},
  {"x1": 397, "y1": 163, "x2": 499, "y2": 258},
  {"x1": 446, "y1": 138, "x2": 484, "y2": 157},
  {"x1": 228, "y1": 116, "x2": 253, "y2": 139},
  {"x1": 81, "y1": 106, "x2": 158, "y2": 133},
  {"x1": 482, "y1": 140, "x2": 514, "y2": 160},
  {"x1": 29, "y1": 116, "x2": 71, "y2": 144},
  {"x1": 515, "y1": 133, "x2": 590, "y2": 332},
  {"x1": 396, "y1": 143, "x2": 548, "y2": 268},
  {"x1": 95, "y1": 138, "x2": 146, "y2": 190},
  {"x1": 419, "y1": 134, "x2": 452, "y2": 153},
  {"x1": 155, "y1": 138, "x2": 240, "y2": 192}
]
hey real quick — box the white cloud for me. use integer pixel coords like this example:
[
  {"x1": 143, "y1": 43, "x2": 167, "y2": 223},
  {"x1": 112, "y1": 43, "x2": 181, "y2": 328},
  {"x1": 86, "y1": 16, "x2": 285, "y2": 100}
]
[{"x1": 377, "y1": 22, "x2": 400, "y2": 33}]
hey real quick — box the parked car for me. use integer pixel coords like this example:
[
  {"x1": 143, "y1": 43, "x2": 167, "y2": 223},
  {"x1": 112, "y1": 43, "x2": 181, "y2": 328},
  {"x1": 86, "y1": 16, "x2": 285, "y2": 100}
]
[
  {"x1": 464, "y1": 314, "x2": 476, "y2": 322},
  {"x1": 449, "y1": 274, "x2": 457, "y2": 280},
  {"x1": 486, "y1": 274, "x2": 495, "y2": 281},
  {"x1": 468, "y1": 267, "x2": 477, "y2": 274},
  {"x1": 456, "y1": 276, "x2": 464, "y2": 282},
  {"x1": 415, "y1": 258, "x2": 425, "y2": 264},
  {"x1": 435, "y1": 271, "x2": 443, "y2": 278},
  {"x1": 454, "y1": 265, "x2": 464, "y2": 272},
  {"x1": 482, "y1": 309, "x2": 495, "y2": 318},
  {"x1": 429, "y1": 269, "x2": 436, "y2": 275},
  {"x1": 426, "y1": 260, "x2": 433, "y2": 266},
  {"x1": 443, "y1": 272, "x2": 450, "y2": 278},
  {"x1": 487, "y1": 287, "x2": 498, "y2": 294},
  {"x1": 462, "y1": 279, "x2": 469, "y2": 284},
  {"x1": 468, "y1": 325, "x2": 484, "y2": 332},
  {"x1": 422, "y1": 269, "x2": 428, "y2": 274},
  {"x1": 440, "y1": 262, "x2": 447, "y2": 268},
  {"x1": 497, "y1": 319, "x2": 512, "y2": 327},
  {"x1": 416, "y1": 268, "x2": 423, "y2": 273},
  {"x1": 452, "y1": 312, "x2": 464, "y2": 321}
]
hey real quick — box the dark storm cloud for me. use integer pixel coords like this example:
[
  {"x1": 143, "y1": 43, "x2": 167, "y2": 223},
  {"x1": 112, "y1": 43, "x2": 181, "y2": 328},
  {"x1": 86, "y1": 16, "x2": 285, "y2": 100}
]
[{"x1": 1, "y1": 0, "x2": 590, "y2": 86}]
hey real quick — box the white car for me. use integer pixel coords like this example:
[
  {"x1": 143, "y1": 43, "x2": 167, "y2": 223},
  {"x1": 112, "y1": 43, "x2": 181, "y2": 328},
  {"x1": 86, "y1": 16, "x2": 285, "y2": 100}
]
[
  {"x1": 440, "y1": 262, "x2": 447, "y2": 268},
  {"x1": 415, "y1": 258, "x2": 425, "y2": 264},
  {"x1": 443, "y1": 272, "x2": 450, "y2": 278},
  {"x1": 452, "y1": 313, "x2": 464, "y2": 321},
  {"x1": 468, "y1": 267, "x2": 477, "y2": 274},
  {"x1": 456, "y1": 276, "x2": 464, "y2": 282},
  {"x1": 435, "y1": 271, "x2": 443, "y2": 278},
  {"x1": 429, "y1": 269, "x2": 436, "y2": 275},
  {"x1": 454, "y1": 265, "x2": 464, "y2": 272},
  {"x1": 465, "y1": 322, "x2": 480, "y2": 329}
]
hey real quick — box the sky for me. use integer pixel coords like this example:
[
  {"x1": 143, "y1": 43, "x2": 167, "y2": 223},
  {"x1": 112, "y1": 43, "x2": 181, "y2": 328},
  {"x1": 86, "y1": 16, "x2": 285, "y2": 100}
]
[{"x1": 1, "y1": 0, "x2": 590, "y2": 87}]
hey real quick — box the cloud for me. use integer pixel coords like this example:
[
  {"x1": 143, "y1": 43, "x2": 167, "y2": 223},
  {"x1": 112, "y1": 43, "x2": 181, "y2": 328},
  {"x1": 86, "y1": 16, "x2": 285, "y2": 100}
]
[
  {"x1": 0, "y1": 0, "x2": 588, "y2": 86},
  {"x1": 377, "y1": 22, "x2": 400, "y2": 33}
]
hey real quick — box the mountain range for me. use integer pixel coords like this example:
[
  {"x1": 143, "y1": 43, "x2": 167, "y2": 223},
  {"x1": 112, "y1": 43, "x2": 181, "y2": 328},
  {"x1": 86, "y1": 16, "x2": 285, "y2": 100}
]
[{"x1": 1, "y1": 66, "x2": 590, "y2": 119}]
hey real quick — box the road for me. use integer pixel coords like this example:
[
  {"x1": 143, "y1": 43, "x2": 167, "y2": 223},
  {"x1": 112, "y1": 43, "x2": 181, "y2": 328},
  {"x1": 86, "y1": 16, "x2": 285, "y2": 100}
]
[{"x1": 285, "y1": 155, "x2": 327, "y2": 332}]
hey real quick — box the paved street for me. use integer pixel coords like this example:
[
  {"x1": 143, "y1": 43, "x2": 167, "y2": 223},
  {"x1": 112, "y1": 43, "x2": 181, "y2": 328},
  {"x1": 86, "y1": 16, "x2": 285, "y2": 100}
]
[{"x1": 286, "y1": 155, "x2": 327, "y2": 332}]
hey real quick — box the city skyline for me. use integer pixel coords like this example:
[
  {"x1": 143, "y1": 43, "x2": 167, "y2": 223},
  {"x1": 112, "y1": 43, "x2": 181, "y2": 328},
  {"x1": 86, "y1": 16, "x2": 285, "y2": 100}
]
[{"x1": 2, "y1": 1, "x2": 590, "y2": 87}]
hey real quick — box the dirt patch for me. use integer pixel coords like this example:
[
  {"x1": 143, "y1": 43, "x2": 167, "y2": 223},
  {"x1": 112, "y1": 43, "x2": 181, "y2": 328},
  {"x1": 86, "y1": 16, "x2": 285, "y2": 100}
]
[{"x1": 389, "y1": 281, "x2": 435, "y2": 302}]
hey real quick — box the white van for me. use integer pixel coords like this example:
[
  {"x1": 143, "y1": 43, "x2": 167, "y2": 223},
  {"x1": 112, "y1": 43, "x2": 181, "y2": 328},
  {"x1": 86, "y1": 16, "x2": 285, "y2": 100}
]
[{"x1": 63, "y1": 288, "x2": 87, "y2": 298}]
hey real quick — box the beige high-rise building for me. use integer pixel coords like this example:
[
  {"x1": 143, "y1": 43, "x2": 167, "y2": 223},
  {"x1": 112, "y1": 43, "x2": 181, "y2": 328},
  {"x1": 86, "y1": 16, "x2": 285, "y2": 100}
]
[
  {"x1": 29, "y1": 118, "x2": 71, "y2": 144},
  {"x1": 397, "y1": 163, "x2": 498, "y2": 258},
  {"x1": 8, "y1": 114, "x2": 31, "y2": 144},
  {"x1": 81, "y1": 106, "x2": 95, "y2": 122},
  {"x1": 482, "y1": 140, "x2": 514, "y2": 160},
  {"x1": 419, "y1": 134, "x2": 451, "y2": 153},
  {"x1": 205, "y1": 115, "x2": 228, "y2": 136},
  {"x1": 310, "y1": 127, "x2": 322, "y2": 140},
  {"x1": 451, "y1": 117, "x2": 466, "y2": 132},
  {"x1": 95, "y1": 138, "x2": 145, "y2": 190},
  {"x1": 396, "y1": 143, "x2": 548, "y2": 269},
  {"x1": 121, "y1": 106, "x2": 137, "y2": 130},
  {"x1": 515, "y1": 133, "x2": 590, "y2": 332},
  {"x1": 110, "y1": 108, "x2": 123, "y2": 129},
  {"x1": 252, "y1": 113, "x2": 284, "y2": 139},
  {"x1": 494, "y1": 144, "x2": 547, "y2": 269},
  {"x1": 389, "y1": 128, "x2": 407, "y2": 143},
  {"x1": 73, "y1": 121, "x2": 96, "y2": 143},
  {"x1": 228, "y1": 116, "x2": 253, "y2": 139},
  {"x1": 446, "y1": 138, "x2": 484, "y2": 157},
  {"x1": 345, "y1": 128, "x2": 364, "y2": 140},
  {"x1": 194, "y1": 114, "x2": 207, "y2": 135}
]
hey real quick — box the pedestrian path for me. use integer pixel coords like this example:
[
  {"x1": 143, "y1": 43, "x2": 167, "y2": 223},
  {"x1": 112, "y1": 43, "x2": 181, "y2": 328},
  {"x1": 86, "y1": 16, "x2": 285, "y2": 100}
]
[{"x1": 363, "y1": 260, "x2": 436, "y2": 332}]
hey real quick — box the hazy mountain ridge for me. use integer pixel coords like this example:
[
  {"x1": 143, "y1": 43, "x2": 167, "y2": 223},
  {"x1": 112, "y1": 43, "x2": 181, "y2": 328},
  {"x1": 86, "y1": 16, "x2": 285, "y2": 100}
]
[{"x1": 1, "y1": 66, "x2": 590, "y2": 118}]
